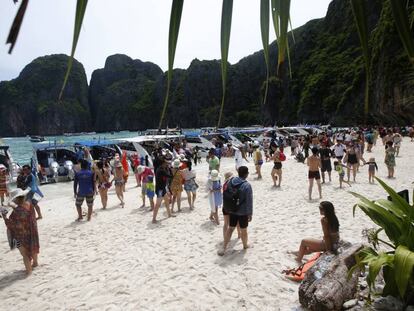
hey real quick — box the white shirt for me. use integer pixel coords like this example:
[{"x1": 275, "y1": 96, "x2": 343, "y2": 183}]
[
  {"x1": 331, "y1": 144, "x2": 346, "y2": 157},
  {"x1": 234, "y1": 149, "x2": 244, "y2": 168}
]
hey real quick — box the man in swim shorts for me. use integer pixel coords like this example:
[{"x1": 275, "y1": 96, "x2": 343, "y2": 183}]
[
  {"x1": 307, "y1": 147, "x2": 322, "y2": 200},
  {"x1": 74, "y1": 160, "x2": 96, "y2": 221}
]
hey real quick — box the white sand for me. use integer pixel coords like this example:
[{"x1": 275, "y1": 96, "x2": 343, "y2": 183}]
[{"x1": 1, "y1": 138, "x2": 413, "y2": 310}]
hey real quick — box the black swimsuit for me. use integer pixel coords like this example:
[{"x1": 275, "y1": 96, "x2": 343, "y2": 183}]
[{"x1": 273, "y1": 162, "x2": 282, "y2": 170}]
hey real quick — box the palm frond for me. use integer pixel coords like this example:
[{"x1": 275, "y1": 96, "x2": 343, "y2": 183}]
[
  {"x1": 6, "y1": 0, "x2": 29, "y2": 54},
  {"x1": 350, "y1": 0, "x2": 370, "y2": 116},
  {"x1": 217, "y1": 0, "x2": 233, "y2": 129},
  {"x1": 260, "y1": 0, "x2": 270, "y2": 106},
  {"x1": 390, "y1": 0, "x2": 414, "y2": 64},
  {"x1": 58, "y1": 0, "x2": 88, "y2": 102}
]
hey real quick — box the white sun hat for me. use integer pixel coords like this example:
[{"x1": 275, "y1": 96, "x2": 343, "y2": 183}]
[
  {"x1": 9, "y1": 188, "x2": 30, "y2": 202},
  {"x1": 137, "y1": 165, "x2": 145, "y2": 174},
  {"x1": 173, "y1": 159, "x2": 181, "y2": 168}
]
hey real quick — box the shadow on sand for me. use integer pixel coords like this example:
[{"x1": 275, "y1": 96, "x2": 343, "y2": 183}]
[{"x1": 0, "y1": 269, "x2": 27, "y2": 291}]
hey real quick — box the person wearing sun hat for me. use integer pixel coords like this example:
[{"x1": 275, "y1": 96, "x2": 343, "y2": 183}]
[
  {"x1": 207, "y1": 169, "x2": 222, "y2": 225},
  {"x1": 170, "y1": 159, "x2": 184, "y2": 213},
  {"x1": 2, "y1": 188, "x2": 40, "y2": 275}
]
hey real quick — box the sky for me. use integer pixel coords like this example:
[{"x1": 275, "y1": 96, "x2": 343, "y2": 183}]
[{"x1": 0, "y1": 0, "x2": 332, "y2": 82}]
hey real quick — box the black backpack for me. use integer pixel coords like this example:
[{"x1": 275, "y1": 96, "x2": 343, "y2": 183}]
[{"x1": 223, "y1": 178, "x2": 244, "y2": 213}]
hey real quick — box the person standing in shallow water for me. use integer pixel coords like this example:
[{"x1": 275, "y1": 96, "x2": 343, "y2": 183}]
[
  {"x1": 307, "y1": 147, "x2": 322, "y2": 200},
  {"x1": 218, "y1": 166, "x2": 253, "y2": 256}
]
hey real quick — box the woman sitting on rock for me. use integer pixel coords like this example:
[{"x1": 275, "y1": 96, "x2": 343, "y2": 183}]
[{"x1": 293, "y1": 201, "x2": 339, "y2": 262}]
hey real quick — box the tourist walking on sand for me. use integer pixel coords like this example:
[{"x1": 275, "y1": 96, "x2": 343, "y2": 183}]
[
  {"x1": 121, "y1": 151, "x2": 129, "y2": 192},
  {"x1": 20, "y1": 165, "x2": 43, "y2": 220},
  {"x1": 333, "y1": 161, "x2": 351, "y2": 188},
  {"x1": 271, "y1": 146, "x2": 283, "y2": 187},
  {"x1": 207, "y1": 148, "x2": 220, "y2": 173},
  {"x1": 95, "y1": 161, "x2": 110, "y2": 209},
  {"x1": 319, "y1": 143, "x2": 333, "y2": 183},
  {"x1": 393, "y1": 131, "x2": 402, "y2": 157},
  {"x1": 252, "y1": 143, "x2": 263, "y2": 179},
  {"x1": 331, "y1": 139, "x2": 346, "y2": 161},
  {"x1": 343, "y1": 141, "x2": 363, "y2": 182},
  {"x1": 152, "y1": 158, "x2": 174, "y2": 223},
  {"x1": 365, "y1": 157, "x2": 378, "y2": 183},
  {"x1": 218, "y1": 166, "x2": 252, "y2": 256},
  {"x1": 1, "y1": 188, "x2": 40, "y2": 275},
  {"x1": 182, "y1": 164, "x2": 198, "y2": 210},
  {"x1": 222, "y1": 172, "x2": 241, "y2": 239},
  {"x1": 307, "y1": 147, "x2": 322, "y2": 200},
  {"x1": 137, "y1": 165, "x2": 154, "y2": 208},
  {"x1": 74, "y1": 160, "x2": 96, "y2": 221},
  {"x1": 291, "y1": 201, "x2": 339, "y2": 262},
  {"x1": 0, "y1": 165, "x2": 9, "y2": 205},
  {"x1": 207, "y1": 170, "x2": 222, "y2": 225},
  {"x1": 234, "y1": 144, "x2": 249, "y2": 171},
  {"x1": 170, "y1": 159, "x2": 184, "y2": 213},
  {"x1": 111, "y1": 161, "x2": 125, "y2": 207},
  {"x1": 384, "y1": 141, "x2": 396, "y2": 179}
]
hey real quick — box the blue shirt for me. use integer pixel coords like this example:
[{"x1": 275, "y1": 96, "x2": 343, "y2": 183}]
[
  {"x1": 230, "y1": 177, "x2": 253, "y2": 216},
  {"x1": 74, "y1": 170, "x2": 95, "y2": 196}
]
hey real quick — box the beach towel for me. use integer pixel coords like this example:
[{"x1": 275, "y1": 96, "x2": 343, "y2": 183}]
[{"x1": 282, "y1": 252, "x2": 322, "y2": 282}]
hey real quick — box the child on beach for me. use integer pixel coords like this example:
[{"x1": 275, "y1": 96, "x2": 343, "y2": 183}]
[
  {"x1": 0, "y1": 165, "x2": 9, "y2": 205},
  {"x1": 207, "y1": 170, "x2": 222, "y2": 225},
  {"x1": 137, "y1": 165, "x2": 154, "y2": 208},
  {"x1": 146, "y1": 175, "x2": 155, "y2": 211},
  {"x1": 365, "y1": 157, "x2": 378, "y2": 183},
  {"x1": 334, "y1": 161, "x2": 351, "y2": 188}
]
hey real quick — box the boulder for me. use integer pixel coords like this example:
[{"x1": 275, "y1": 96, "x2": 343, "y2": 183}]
[{"x1": 299, "y1": 243, "x2": 363, "y2": 311}]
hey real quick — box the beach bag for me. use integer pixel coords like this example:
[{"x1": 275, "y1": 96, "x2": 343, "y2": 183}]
[
  {"x1": 279, "y1": 153, "x2": 286, "y2": 161},
  {"x1": 282, "y1": 252, "x2": 322, "y2": 282},
  {"x1": 223, "y1": 178, "x2": 244, "y2": 213}
]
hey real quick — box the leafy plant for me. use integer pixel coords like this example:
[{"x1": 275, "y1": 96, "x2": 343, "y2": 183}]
[{"x1": 351, "y1": 177, "x2": 414, "y2": 302}]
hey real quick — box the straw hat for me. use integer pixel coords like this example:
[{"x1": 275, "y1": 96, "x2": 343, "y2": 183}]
[
  {"x1": 9, "y1": 188, "x2": 30, "y2": 202},
  {"x1": 210, "y1": 170, "x2": 220, "y2": 182},
  {"x1": 137, "y1": 165, "x2": 145, "y2": 174},
  {"x1": 224, "y1": 172, "x2": 233, "y2": 181},
  {"x1": 173, "y1": 159, "x2": 181, "y2": 168}
]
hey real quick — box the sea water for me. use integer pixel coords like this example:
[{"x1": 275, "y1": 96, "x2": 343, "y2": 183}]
[{"x1": 0, "y1": 132, "x2": 138, "y2": 165}]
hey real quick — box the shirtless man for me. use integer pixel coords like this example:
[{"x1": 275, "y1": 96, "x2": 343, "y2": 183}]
[{"x1": 307, "y1": 147, "x2": 322, "y2": 200}]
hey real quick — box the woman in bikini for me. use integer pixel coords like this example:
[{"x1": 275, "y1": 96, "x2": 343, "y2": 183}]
[
  {"x1": 271, "y1": 146, "x2": 282, "y2": 187},
  {"x1": 344, "y1": 141, "x2": 364, "y2": 182},
  {"x1": 95, "y1": 161, "x2": 110, "y2": 209},
  {"x1": 111, "y1": 162, "x2": 125, "y2": 207},
  {"x1": 292, "y1": 201, "x2": 340, "y2": 262}
]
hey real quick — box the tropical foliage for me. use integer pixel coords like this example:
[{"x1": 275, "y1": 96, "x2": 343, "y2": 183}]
[{"x1": 351, "y1": 178, "x2": 414, "y2": 303}]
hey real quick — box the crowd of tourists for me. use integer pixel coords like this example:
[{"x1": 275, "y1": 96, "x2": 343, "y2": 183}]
[{"x1": 0, "y1": 125, "x2": 411, "y2": 274}]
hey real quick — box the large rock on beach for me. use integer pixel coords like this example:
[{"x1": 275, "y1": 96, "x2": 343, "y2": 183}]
[{"x1": 298, "y1": 243, "x2": 363, "y2": 311}]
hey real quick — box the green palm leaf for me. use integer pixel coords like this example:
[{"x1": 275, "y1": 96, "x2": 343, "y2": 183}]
[
  {"x1": 394, "y1": 245, "x2": 414, "y2": 297},
  {"x1": 390, "y1": 0, "x2": 414, "y2": 64},
  {"x1": 367, "y1": 252, "x2": 394, "y2": 288},
  {"x1": 351, "y1": 192, "x2": 403, "y2": 244},
  {"x1": 6, "y1": 0, "x2": 29, "y2": 54},
  {"x1": 260, "y1": 0, "x2": 270, "y2": 106},
  {"x1": 350, "y1": 0, "x2": 370, "y2": 116},
  {"x1": 271, "y1": 0, "x2": 291, "y2": 75},
  {"x1": 58, "y1": 0, "x2": 88, "y2": 101},
  {"x1": 158, "y1": 0, "x2": 184, "y2": 130},
  {"x1": 375, "y1": 177, "x2": 412, "y2": 216},
  {"x1": 217, "y1": 0, "x2": 233, "y2": 129}
]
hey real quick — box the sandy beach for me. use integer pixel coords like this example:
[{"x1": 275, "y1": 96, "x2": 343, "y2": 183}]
[{"x1": 1, "y1": 138, "x2": 413, "y2": 311}]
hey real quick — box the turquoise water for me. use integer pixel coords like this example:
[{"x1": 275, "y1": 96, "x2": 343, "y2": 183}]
[{"x1": 0, "y1": 132, "x2": 138, "y2": 165}]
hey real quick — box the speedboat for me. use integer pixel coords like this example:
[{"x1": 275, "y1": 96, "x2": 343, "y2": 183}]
[
  {"x1": 74, "y1": 140, "x2": 123, "y2": 161},
  {"x1": 32, "y1": 142, "x2": 78, "y2": 183},
  {"x1": 183, "y1": 132, "x2": 215, "y2": 158},
  {"x1": 29, "y1": 136, "x2": 45, "y2": 143},
  {"x1": 0, "y1": 146, "x2": 20, "y2": 182}
]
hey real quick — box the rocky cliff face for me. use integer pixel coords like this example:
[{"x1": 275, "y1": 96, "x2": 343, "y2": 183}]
[
  {"x1": 0, "y1": 0, "x2": 413, "y2": 136},
  {"x1": 0, "y1": 54, "x2": 90, "y2": 136}
]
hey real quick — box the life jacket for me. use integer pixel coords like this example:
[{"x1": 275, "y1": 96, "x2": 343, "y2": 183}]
[{"x1": 282, "y1": 252, "x2": 322, "y2": 282}]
